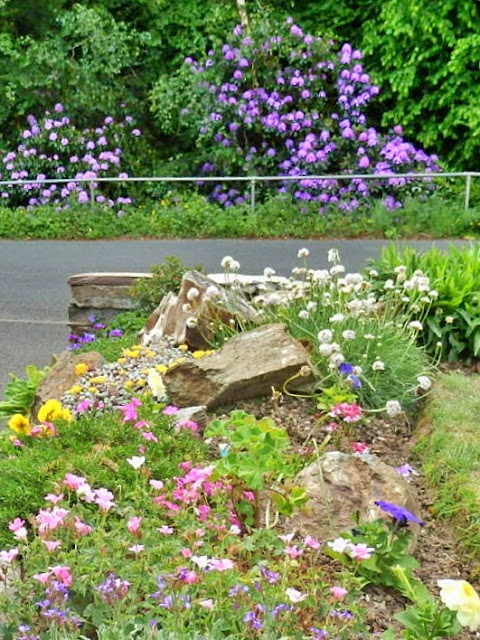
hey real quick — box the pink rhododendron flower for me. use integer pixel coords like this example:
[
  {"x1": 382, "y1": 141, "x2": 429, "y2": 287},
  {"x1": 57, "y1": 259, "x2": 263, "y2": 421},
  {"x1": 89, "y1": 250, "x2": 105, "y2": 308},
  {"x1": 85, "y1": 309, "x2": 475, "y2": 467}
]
[
  {"x1": 304, "y1": 535, "x2": 321, "y2": 550},
  {"x1": 284, "y1": 545, "x2": 304, "y2": 559},
  {"x1": 45, "y1": 493, "x2": 64, "y2": 504},
  {"x1": 348, "y1": 543, "x2": 375, "y2": 560},
  {"x1": 42, "y1": 540, "x2": 62, "y2": 552},
  {"x1": 330, "y1": 586, "x2": 348, "y2": 599},
  {"x1": 74, "y1": 518, "x2": 93, "y2": 536},
  {"x1": 210, "y1": 558, "x2": 235, "y2": 571},
  {"x1": 352, "y1": 441, "x2": 370, "y2": 454},
  {"x1": 8, "y1": 518, "x2": 25, "y2": 532},
  {"x1": 157, "y1": 525, "x2": 174, "y2": 535},
  {"x1": 63, "y1": 473, "x2": 86, "y2": 491},
  {"x1": 76, "y1": 399, "x2": 92, "y2": 414},
  {"x1": 118, "y1": 398, "x2": 141, "y2": 422},
  {"x1": 36, "y1": 507, "x2": 69, "y2": 534},
  {"x1": 93, "y1": 488, "x2": 115, "y2": 511},
  {"x1": 163, "y1": 405, "x2": 179, "y2": 415},
  {"x1": 127, "y1": 516, "x2": 142, "y2": 535},
  {"x1": 0, "y1": 548, "x2": 19, "y2": 566},
  {"x1": 50, "y1": 565, "x2": 73, "y2": 586},
  {"x1": 142, "y1": 431, "x2": 159, "y2": 443}
]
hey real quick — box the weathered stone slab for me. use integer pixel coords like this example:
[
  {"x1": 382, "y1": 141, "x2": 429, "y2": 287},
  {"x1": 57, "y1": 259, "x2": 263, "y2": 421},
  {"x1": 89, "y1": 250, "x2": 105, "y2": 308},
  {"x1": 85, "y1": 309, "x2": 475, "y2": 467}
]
[{"x1": 163, "y1": 323, "x2": 315, "y2": 408}]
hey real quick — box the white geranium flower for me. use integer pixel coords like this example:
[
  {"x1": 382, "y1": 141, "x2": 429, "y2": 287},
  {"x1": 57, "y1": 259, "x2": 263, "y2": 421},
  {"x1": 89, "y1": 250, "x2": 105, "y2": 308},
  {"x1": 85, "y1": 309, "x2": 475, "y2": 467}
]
[
  {"x1": 328, "y1": 537, "x2": 351, "y2": 554},
  {"x1": 385, "y1": 400, "x2": 403, "y2": 417},
  {"x1": 126, "y1": 456, "x2": 145, "y2": 470},
  {"x1": 438, "y1": 579, "x2": 480, "y2": 631},
  {"x1": 286, "y1": 587, "x2": 308, "y2": 603}
]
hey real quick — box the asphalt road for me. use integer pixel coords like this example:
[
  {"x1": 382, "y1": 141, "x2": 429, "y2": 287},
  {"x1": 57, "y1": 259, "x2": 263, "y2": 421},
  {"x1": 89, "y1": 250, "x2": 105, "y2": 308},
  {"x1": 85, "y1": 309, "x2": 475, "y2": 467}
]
[{"x1": 0, "y1": 238, "x2": 470, "y2": 401}]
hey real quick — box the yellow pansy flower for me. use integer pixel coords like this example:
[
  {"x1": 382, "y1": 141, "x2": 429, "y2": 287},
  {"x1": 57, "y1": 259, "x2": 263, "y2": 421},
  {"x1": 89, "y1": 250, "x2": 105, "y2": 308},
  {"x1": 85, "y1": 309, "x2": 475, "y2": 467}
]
[
  {"x1": 37, "y1": 399, "x2": 73, "y2": 423},
  {"x1": 8, "y1": 414, "x2": 31, "y2": 436}
]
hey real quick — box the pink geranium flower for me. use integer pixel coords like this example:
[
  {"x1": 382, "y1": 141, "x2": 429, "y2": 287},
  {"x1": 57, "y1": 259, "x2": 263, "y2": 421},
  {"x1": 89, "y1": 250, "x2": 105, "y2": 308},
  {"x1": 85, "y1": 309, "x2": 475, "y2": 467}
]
[{"x1": 348, "y1": 543, "x2": 375, "y2": 560}]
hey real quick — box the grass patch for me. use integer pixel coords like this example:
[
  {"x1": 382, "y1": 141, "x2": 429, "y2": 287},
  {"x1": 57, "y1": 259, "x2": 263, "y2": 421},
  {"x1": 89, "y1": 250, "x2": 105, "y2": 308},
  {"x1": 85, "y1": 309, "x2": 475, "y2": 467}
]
[
  {"x1": 1, "y1": 192, "x2": 480, "y2": 239},
  {"x1": 414, "y1": 372, "x2": 480, "y2": 556}
]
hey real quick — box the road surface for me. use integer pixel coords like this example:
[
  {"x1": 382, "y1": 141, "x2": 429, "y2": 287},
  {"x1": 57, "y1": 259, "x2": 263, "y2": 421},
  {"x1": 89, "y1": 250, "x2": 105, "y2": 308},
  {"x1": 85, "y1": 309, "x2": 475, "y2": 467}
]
[{"x1": 0, "y1": 238, "x2": 470, "y2": 401}]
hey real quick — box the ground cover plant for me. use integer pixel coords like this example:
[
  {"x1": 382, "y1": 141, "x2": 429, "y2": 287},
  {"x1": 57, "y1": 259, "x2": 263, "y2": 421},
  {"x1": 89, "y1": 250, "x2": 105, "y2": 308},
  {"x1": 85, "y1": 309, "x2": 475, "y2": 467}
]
[{"x1": 1, "y1": 248, "x2": 480, "y2": 638}]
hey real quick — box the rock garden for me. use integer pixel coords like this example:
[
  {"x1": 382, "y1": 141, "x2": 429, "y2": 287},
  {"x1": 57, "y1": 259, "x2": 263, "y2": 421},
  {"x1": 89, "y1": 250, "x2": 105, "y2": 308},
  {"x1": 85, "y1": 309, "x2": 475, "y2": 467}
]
[{"x1": 1, "y1": 246, "x2": 480, "y2": 640}]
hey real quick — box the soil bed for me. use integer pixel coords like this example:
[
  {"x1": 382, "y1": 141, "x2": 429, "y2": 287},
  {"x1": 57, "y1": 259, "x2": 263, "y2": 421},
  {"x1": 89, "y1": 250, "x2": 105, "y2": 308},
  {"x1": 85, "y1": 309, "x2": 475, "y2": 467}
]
[{"x1": 212, "y1": 388, "x2": 478, "y2": 638}]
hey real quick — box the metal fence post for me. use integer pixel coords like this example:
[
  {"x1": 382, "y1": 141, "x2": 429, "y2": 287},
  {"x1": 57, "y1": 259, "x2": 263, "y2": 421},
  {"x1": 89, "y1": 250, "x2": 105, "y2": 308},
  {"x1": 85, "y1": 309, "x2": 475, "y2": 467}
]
[
  {"x1": 250, "y1": 178, "x2": 256, "y2": 215},
  {"x1": 465, "y1": 174, "x2": 472, "y2": 211},
  {"x1": 89, "y1": 184, "x2": 95, "y2": 209}
]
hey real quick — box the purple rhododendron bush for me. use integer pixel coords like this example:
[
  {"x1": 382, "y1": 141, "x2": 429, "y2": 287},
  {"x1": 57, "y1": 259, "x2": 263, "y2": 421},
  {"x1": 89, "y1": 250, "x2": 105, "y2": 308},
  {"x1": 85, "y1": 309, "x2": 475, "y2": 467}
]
[
  {"x1": 181, "y1": 19, "x2": 440, "y2": 211},
  {"x1": 0, "y1": 105, "x2": 146, "y2": 216}
]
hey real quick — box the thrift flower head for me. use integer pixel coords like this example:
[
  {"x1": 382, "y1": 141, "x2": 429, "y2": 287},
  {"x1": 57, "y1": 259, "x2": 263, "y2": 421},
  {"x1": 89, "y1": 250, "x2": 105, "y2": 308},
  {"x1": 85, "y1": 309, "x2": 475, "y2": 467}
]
[
  {"x1": 330, "y1": 586, "x2": 348, "y2": 599},
  {"x1": 375, "y1": 500, "x2": 424, "y2": 526},
  {"x1": 437, "y1": 579, "x2": 480, "y2": 631},
  {"x1": 385, "y1": 400, "x2": 403, "y2": 417}
]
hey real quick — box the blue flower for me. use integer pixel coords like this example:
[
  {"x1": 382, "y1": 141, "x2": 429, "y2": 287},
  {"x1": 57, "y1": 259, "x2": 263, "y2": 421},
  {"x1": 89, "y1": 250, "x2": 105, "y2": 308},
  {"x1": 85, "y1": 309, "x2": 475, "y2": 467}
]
[{"x1": 375, "y1": 500, "x2": 424, "y2": 526}]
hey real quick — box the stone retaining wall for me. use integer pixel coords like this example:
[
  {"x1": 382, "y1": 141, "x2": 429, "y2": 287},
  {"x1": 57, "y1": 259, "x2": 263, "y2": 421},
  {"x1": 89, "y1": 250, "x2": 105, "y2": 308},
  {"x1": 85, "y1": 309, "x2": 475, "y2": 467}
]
[{"x1": 68, "y1": 272, "x2": 151, "y2": 334}]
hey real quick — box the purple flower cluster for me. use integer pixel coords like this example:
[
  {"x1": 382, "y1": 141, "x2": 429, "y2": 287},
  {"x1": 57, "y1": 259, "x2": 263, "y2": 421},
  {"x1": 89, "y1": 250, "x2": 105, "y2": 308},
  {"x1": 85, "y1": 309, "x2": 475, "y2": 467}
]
[
  {"x1": 96, "y1": 572, "x2": 130, "y2": 605},
  {"x1": 68, "y1": 313, "x2": 123, "y2": 349},
  {"x1": 0, "y1": 106, "x2": 141, "y2": 213},
  {"x1": 187, "y1": 20, "x2": 440, "y2": 211},
  {"x1": 34, "y1": 581, "x2": 81, "y2": 631}
]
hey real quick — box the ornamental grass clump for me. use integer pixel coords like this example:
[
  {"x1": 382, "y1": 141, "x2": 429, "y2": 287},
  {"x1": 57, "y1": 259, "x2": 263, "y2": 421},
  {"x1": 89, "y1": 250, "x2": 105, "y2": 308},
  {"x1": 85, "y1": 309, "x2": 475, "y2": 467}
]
[
  {"x1": 0, "y1": 104, "x2": 145, "y2": 215},
  {"x1": 176, "y1": 18, "x2": 440, "y2": 211}
]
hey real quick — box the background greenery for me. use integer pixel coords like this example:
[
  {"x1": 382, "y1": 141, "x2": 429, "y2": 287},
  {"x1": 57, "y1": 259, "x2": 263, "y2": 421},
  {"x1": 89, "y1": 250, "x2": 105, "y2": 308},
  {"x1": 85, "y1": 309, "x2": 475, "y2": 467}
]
[{"x1": 1, "y1": 0, "x2": 479, "y2": 171}]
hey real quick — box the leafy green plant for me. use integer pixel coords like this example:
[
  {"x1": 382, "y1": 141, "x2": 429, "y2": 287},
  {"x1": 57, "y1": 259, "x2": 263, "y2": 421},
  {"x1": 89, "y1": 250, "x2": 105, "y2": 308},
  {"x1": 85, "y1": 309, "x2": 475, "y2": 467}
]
[
  {"x1": 205, "y1": 410, "x2": 307, "y2": 529},
  {"x1": 0, "y1": 364, "x2": 49, "y2": 419},
  {"x1": 371, "y1": 244, "x2": 480, "y2": 361},
  {"x1": 130, "y1": 255, "x2": 205, "y2": 313}
]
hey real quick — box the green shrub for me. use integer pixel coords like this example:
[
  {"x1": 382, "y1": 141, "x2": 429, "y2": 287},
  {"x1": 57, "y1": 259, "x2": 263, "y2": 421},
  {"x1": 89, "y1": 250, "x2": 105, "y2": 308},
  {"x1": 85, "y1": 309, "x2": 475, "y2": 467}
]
[
  {"x1": 0, "y1": 364, "x2": 49, "y2": 420},
  {"x1": 130, "y1": 255, "x2": 205, "y2": 313}
]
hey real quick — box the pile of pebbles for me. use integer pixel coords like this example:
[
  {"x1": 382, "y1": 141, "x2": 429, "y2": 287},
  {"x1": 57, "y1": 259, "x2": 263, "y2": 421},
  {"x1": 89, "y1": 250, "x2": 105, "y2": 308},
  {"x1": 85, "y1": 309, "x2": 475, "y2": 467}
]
[{"x1": 61, "y1": 338, "x2": 194, "y2": 416}]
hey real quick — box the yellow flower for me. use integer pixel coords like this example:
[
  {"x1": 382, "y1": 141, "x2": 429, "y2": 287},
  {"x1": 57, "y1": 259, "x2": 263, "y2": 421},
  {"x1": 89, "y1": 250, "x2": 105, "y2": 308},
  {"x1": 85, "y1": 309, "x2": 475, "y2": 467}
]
[
  {"x1": 155, "y1": 364, "x2": 168, "y2": 374},
  {"x1": 69, "y1": 385, "x2": 82, "y2": 395},
  {"x1": 147, "y1": 369, "x2": 167, "y2": 400},
  {"x1": 37, "y1": 399, "x2": 73, "y2": 423},
  {"x1": 438, "y1": 579, "x2": 480, "y2": 631},
  {"x1": 74, "y1": 363, "x2": 89, "y2": 376},
  {"x1": 90, "y1": 376, "x2": 106, "y2": 384},
  {"x1": 178, "y1": 344, "x2": 189, "y2": 352},
  {"x1": 192, "y1": 350, "x2": 206, "y2": 359},
  {"x1": 8, "y1": 414, "x2": 31, "y2": 436},
  {"x1": 117, "y1": 357, "x2": 127, "y2": 364},
  {"x1": 124, "y1": 380, "x2": 134, "y2": 389},
  {"x1": 88, "y1": 386, "x2": 99, "y2": 393}
]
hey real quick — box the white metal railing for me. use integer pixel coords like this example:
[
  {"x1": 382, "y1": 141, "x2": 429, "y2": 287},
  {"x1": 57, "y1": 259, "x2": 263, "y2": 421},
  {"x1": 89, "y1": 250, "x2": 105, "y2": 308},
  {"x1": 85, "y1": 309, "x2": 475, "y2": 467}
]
[{"x1": 0, "y1": 171, "x2": 478, "y2": 212}]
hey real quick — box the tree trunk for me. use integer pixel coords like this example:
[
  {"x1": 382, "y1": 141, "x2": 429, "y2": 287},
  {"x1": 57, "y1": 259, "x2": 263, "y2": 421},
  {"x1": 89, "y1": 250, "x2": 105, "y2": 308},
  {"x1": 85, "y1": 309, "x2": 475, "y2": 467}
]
[{"x1": 236, "y1": 0, "x2": 249, "y2": 29}]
